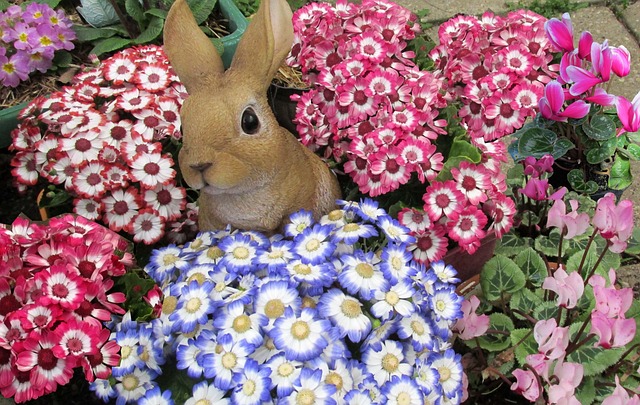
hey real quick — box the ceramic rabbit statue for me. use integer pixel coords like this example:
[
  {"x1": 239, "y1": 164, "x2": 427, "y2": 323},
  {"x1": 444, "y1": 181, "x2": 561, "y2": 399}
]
[{"x1": 163, "y1": 0, "x2": 341, "y2": 233}]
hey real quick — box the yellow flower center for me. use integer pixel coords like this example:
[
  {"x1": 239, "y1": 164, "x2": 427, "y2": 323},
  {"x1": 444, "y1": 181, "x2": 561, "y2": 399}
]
[
  {"x1": 18, "y1": 33, "x2": 28, "y2": 42},
  {"x1": 222, "y1": 352, "x2": 237, "y2": 369},
  {"x1": 293, "y1": 263, "x2": 312, "y2": 275},
  {"x1": 382, "y1": 353, "x2": 399, "y2": 372},
  {"x1": 242, "y1": 380, "x2": 256, "y2": 396},
  {"x1": 295, "y1": 223, "x2": 307, "y2": 232},
  {"x1": 343, "y1": 223, "x2": 359, "y2": 232},
  {"x1": 268, "y1": 250, "x2": 284, "y2": 259},
  {"x1": 301, "y1": 296, "x2": 316, "y2": 309},
  {"x1": 232, "y1": 314, "x2": 251, "y2": 333},
  {"x1": 296, "y1": 388, "x2": 316, "y2": 405},
  {"x1": 264, "y1": 299, "x2": 285, "y2": 319},
  {"x1": 325, "y1": 372, "x2": 343, "y2": 390},
  {"x1": 195, "y1": 400, "x2": 211, "y2": 405},
  {"x1": 328, "y1": 210, "x2": 343, "y2": 221},
  {"x1": 435, "y1": 300, "x2": 447, "y2": 313},
  {"x1": 50, "y1": 16, "x2": 59, "y2": 24},
  {"x1": 191, "y1": 239, "x2": 204, "y2": 250},
  {"x1": 355, "y1": 263, "x2": 374, "y2": 278},
  {"x1": 391, "y1": 257, "x2": 403, "y2": 271},
  {"x1": 278, "y1": 362, "x2": 294, "y2": 377},
  {"x1": 162, "y1": 253, "x2": 179, "y2": 266},
  {"x1": 185, "y1": 297, "x2": 202, "y2": 313},
  {"x1": 120, "y1": 345, "x2": 132, "y2": 359},
  {"x1": 207, "y1": 246, "x2": 223, "y2": 260},
  {"x1": 411, "y1": 320, "x2": 425, "y2": 335},
  {"x1": 291, "y1": 320, "x2": 310, "y2": 340},
  {"x1": 233, "y1": 246, "x2": 250, "y2": 260},
  {"x1": 2, "y1": 63, "x2": 15, "y2": 74},
  {"x1": 187, "y1": 273, "x2": 206, "y2": 285},
  {"x1": 122, "y1": 374, "x2": 139, "y2": 391},
  {"x1": 162, "y1": 296, "x2": 178, "y2": 314},
  {"x1": 340, "y1": 299, "x2": 362, "y2": 318},
  {"x1": 265, "y1": 337, "x2": 276, "y2": 350},
  {"x1": 385, "y1": 291, "x2": 400, "y2": 305},
  {"x1": 438, "y1": 366, "x2": 451, "y2": 382},
  {"x1": 397, "y1": 392, "x2": 412, "y2": 405},
  {"x1": 305, "y1": 239, "x2": 320, "y2": 252},
  {"x1": 39, "y1": 36, "x2": 53, "y2": 46}
]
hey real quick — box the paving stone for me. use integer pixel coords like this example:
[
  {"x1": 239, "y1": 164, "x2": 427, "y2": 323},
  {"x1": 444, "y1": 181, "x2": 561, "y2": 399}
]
[{"x1": 621, "y1": 0, "x2": 640, "y2": 43}]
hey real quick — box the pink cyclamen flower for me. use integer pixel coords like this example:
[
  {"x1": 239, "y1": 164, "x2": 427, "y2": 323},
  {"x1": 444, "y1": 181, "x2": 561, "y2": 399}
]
[
  {"x1": 453, "y1": 295, "x2": 490, "y2": 340},
  {"x1": 615, "y1": 90, "x2": 640, "y2": 135},
  {"x1": 539, "y1": 80, "x2": 590, "y2": 122},
  {"x1": 590, "y1": 311, "x2": 636, "y2": 349},
  {"x1": 602, "y1": 376, "x2": 640, "y2": 405},
  {"x1": 593, "y1": 193, "x2": 635, "y2": 253},
  {"x1": 591, "y1": 275, "x2": 634, "y2": 319},
  {"x1": 520, "y1": 178, "x2": 549, "y2": 201},
  {"x1": 542, "y1": 265, "x2": 584, "y2": 309},
  {"x1": 511, "y1": 368, "x2": 541, "y2": 402},
  {"x1": 546, "y1": 198, "x2": 590, "y2": 239},
  {"x1": 545, "y1": 13, "x2": 574, "y2": 52},
  {"x1": 548, "y1": 360, "x2": 584, "y2": 405},
  {"x1": 534, "y1": 318, "x2": 569, "y2": 360}
]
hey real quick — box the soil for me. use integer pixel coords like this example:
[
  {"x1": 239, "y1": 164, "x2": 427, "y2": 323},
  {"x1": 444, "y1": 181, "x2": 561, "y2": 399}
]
[{"x1": 0, "y1": 148, "x2": 41, "y2": 225}]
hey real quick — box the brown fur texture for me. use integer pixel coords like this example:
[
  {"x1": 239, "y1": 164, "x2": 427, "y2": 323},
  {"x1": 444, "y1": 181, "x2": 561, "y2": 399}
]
[{"x1": 163, "y1": 0, "x2": 341, "y2": 233}]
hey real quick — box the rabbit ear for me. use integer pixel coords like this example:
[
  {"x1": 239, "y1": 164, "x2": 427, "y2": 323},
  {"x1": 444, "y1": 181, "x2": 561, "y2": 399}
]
[
  {"x1": 229, "y1": 0, "x2": 293, "y2": 91},
  {"x1": 163, "y1": 0, "x2": 224, "y2": 93}
]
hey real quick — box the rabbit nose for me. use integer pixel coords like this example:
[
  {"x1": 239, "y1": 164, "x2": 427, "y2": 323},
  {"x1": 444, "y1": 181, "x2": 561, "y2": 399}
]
[{"x1": 190, "y1": 162, "x2": 212, "y2": 172}]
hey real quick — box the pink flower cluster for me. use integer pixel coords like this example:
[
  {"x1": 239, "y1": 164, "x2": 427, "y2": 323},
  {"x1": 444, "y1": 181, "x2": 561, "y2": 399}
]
[
  {"x1": 429, "y1": 10, "x2": 557, "y2": 141},
  {"x1": 289, "y1": 0, "x2": 516, "y2": 261},
  {"x1": 0, "y1": 3, "x2": 75, "y2": 87},
  {"x1": 10, "y1": 45, "x2": 198, "y2": 245},
  {"x1": 0, "y1": 215, "x2": 130, "y2": 403}
]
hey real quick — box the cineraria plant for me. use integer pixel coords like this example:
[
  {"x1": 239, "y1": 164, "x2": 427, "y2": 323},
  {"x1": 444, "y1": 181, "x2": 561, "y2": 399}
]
[
  {"x1": 9, "y1": 44, "x2": 199, "y2": 246},
  {"x1": 287, "y1": 0, "x2": 519, "y2": 264},
  {"x1": 92, "y1": 199, "x2": 467, "y2": 404},
  {"x1": 454, "y1": 158, "x2": 640, "y2": 403},
  {"x1": 0, "y1": 3, "x2": 76, "y2": 87},
  {"x1": 510, "y1": 12, "x2": 640, "y2": 197},
  {"x1": 0, "y1": 214, "x2": 137, "y2": 403}
]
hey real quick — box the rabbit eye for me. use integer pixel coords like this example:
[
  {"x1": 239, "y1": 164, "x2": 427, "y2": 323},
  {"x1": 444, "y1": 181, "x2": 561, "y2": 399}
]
[{"x1": 241, "y1": 107, "x2": 260, "y2": 135}]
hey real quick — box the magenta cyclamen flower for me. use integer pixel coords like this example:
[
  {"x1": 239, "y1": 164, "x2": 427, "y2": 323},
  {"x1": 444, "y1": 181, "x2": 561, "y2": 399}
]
[
  {"x1": 545, "y1": 13, "x2": 574, "y2": 52},
  {"x1": 538, "y1": 80, "x2": 590, "y2": 122},
  {"x1": 615, "y1": 90, "x2": 640, "y2": 135},
  {"x1": 542, "y1": 265, "x2": 584, "y2": 309},
  {"x1": 519, "y1": 177, "x2": 549, "y2": 201}
]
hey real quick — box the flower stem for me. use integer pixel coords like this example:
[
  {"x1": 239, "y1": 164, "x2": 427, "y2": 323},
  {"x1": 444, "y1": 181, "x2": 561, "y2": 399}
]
[
  {"x1": 577, "y1": 228, "x2": 599, "y2": 278},
  {"x1": 583, "y1": 242, "x2": 610, "y2": 286}
]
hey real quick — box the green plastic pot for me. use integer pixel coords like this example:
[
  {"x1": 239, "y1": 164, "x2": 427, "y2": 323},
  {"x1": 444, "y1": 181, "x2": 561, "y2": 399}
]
[{"x1": 0, "y1": 0, "x2": 247, "y2": 150}]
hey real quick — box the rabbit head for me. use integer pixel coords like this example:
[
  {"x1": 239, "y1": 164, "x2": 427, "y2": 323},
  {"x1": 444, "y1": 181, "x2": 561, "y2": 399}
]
[{"x1": 163, "y1": 0, "x2": 341, "y2": 233}]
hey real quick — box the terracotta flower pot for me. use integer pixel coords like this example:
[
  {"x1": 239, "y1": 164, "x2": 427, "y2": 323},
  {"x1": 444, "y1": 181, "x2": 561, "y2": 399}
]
[{"x1": 444, "y1": 231, "x2": 498, "y2": 283}]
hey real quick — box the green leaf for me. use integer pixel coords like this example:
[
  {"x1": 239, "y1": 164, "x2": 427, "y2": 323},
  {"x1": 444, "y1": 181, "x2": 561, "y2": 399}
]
[
  {"x1": 582, "y1": 115, "x2": 616, "y2": 141},
  {"x1": 566, "y1": 248, "x2": 600, "y2": 278},
  {"x1": 608, "y1": 156, "x2": 632, "y2": 190},
  {"x1": 510, "y1": 328, "x2": 537, "y2": 366},
  {"x1": 52, "y1": 51, "x2": 72, "y2": 68},
  {"x1": 576, "y1": 377, "x2": 596, "y2": 405},
  {"x1": 518, "y1": 127, "x2": 574, "y2": 159},
  {"x1": 619, "y1": 143, "x2": 640, "y2": 160},
  {"x1": 510, "y1": 288, "x2": 543, "y2": 321},
  {"x1": 566, "y1": 335, "x2": 625, "y2": 377},
  {"x1": 0, "y1": 0, "x2": 9, "y2": 11},
  {"x1": 534, "y1": 301, "x2": 563, "y2": 321},
  {"x1": 125, "y1": 0, "x2": 146, "y2": 25},
  {"x1": 534, "y1": 230, "x2": 563, "y2": 258},
  {"x1": 90, "y1": 37, "x2": 133, "y2": 56},
  {"x1": 134, "y1": 16, "x2": 164, "y2": 44},
  {"x1": 585, "y1": 138, "x2": 617, "y2": 164},
  {"x1": 34, "y1": 0, "x2": 62, "y2": 7},
  {"x1": 480, "y1": 255, "x2": 527, "y2": 302},
  {"x1": 76, "y1": 0, "x2": 120, "y2": 28},
  {"x1": 186, "y1": 0, "x2": 217, "y2": 24},
  {"x1": 495, "y1": 234, "x2": 533, "y2": 257},
  {"x1": 145, "y1": 8, "x2": 169, "y2": 19},
  {"x1": 567, "y1": 169, "x2": 599, "y2": 194},
  {"x1": 625, "y1": 228, "x2": 640, "y2": 255},
  {"x1": 476, "y1": 313, "x2": 514, "y2": 352},
  {"x1": 72, "y1": 24, "x2": 117, "y2": 42},
  {"x1": 514, "y1": 247, "x2": 547, "y2": 287}
]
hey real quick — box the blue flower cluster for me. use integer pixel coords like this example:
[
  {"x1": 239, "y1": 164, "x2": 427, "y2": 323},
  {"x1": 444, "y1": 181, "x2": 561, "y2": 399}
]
[{"x1": 92, "y1": 199, "x2": 465, "y2": 404}]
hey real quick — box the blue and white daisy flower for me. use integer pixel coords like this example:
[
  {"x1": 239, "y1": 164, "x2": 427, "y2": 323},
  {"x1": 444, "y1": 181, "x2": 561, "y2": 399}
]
[
  {"x1": 181, "y1": 263, "x2": 215, "y2": 286},
  {"x1": 254, "y1": 280, "x2": 301, "y2": 331},
  {"x1": 411, "y1": 264, "x2": 439, "y2": 298},
  {"x1": 357, "y1": 374, "x2": 384, "y2": 404},
  {"x1": 370, "y1": 281, "x2": 416, "y2": 321},
  {"x1": 89, "y1": 379, "x2": 116, "y2": 403},
  {"x1": 285, "y1": 260, "x2": 335, "y2": 295},
  {"x1": 332, "y1": 220, "x2": 378, "y2": 244},
  {"x1": 362, "y1": 318, "x2": 399, "y2": 350},
  {"x1": 380, "y1": 243, "x2": 416, "y2": 285},
  {"x1": 174, "y1": 319, "x2": 215, "y2": 349},
  {"x1": 284, "y1": 209, "x2": 314, "y2": 237},
  {"x1": 139, "y1": 385, "x2": 174, "y2": 405},
  {"x1": 264, "y1": 353, "x2": 303, "y2": 397},
  {"x1": 381, "y1": 375, "x2": 423, "y2": 405},
  {"x1": 414, "y1": 355, "x2": 441, "y2": 397},
  {"x1": 293, "y1": 224, "x2": 336, "y2": 264},
  {"x1": 397, "y1": 311, "x2": 435, "y2": 352},
  {"x1": 214, "y1": 300, "x2": 267, "y2": 347},
  {"x1": 176, "y1": 338, "x2": 204, "y2": 378},
  {"x1": 344, "y1": 389, "x2": 381, "y2": 405},
  {"x1": 136, "y1": 323, "x2": 165, "y2": 374},
  {"x1": 113, "y1": 367, "x2": 157, "y2": 405},
  {"x1": 376, "y1": 215, "x2": 414, "y2": 244},
  {"x1": 185, "y1": 381, "x2": 229, "y2": 405},
  {"x1": 271, "y1": 307, "x2": 330, "y2": 362},
  {"x1": 428, "y1": 349, "x2": 463, "y2": 399},
  {"x1": 218, "y1": 233, "x2": 260, "y2": 274},
  {"x1": 338, "y1": 250, "x2": 387, "y2": 300},
  {"x1": 430, "y1": 260, "x2": 460, "y2": 284},
  {"x1": 194, "y1": 244, "x2": 225, "y2": 266},
  {"x1": 318, "y1": 288, "x2": 371, "y2": 343},
  {"x1": 320, "y1": 208, "x2": 348, "y2": 227},
  {"x1": 111, "y1": 328, "x2": 143, "y2": 377},
  {"x1": 182, "y1": 231, "x2": 218, "y2": 254},
  {"x1": 429, "y1": 312, "x2": 456, "y2": 343},
  {"x1": 317, "y1": 358, "x2": 354, "y2": 401},
  {"x1": 362, "y1": 340, "x2": 413, "y2": 385},
  {"x1": 251, "y1": 335, "x2": 280, "y2": 364},
  {"x1": 256, "y1": 239, "x2": 296, "y2": 273},
  {"x1": 146, "y1": 245, "x2": 190, "y2": 285},
  {"x1": 231, "y1": 359, "x2": 272, "y2": 405},
  {"x1": 242, "y1": 230, "x2": 271, "y2": 248},
  {"x1": 429, "y1": 285, "x2": 463, "y2": 321},
  {"x1": 201, "y1": 333, "x2": 255, "y2": 390},
  {"x1": 282, "y1": 368, "x2": 337, "y2": 405},
  {"x1": 340, "y1": 198, "x2": 385, "y2": 222},
  {"x1": 169, "y1": 280, "x2": 217, "y2": 334},
  {"x1": 209, "y1": 267, "x2": 237, "y2": 301}
]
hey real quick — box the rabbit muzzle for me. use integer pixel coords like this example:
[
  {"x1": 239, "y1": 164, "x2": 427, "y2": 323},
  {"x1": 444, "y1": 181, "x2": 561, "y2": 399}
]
[{"x1": 179, "y1": 148, "x2": 252, "y2": 194}]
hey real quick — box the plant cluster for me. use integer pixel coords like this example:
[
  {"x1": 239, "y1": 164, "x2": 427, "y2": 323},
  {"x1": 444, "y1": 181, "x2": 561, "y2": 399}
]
[
  {"x1": 0, "y1": 2, "x2": 76, "y2": 87},
  {"x1": 288, "y1": 0, "x2": 517, "y2": 263},
  {"x1": 428, "y1": 10, "x2": 558, "y2": 142},
  {"x1": 511, "y1": 12, "x2": 640, "y2": 196},
  {"x1": 91, "y1": 199, "x2": 466, "y2": 404},
  {"x1": 455, "y1": 156, "x2": 639, "y2": 403},
  {"x1": 9, "y1": 44, "x2": 198, "y2": 246},
  {"x1": 0, "y1": 214, "x2": 134, "y2": 403}
]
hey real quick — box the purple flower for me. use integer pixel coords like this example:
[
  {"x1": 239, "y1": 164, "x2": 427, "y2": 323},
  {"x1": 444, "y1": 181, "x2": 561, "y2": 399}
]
[{"x1": 0, "y1": 53, "x2": 30, "y2": 87}]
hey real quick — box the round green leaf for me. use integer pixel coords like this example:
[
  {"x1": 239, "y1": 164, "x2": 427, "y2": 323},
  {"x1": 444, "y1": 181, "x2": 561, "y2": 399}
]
[
  {"x1": 608, "y1": 156, "x2": 632, "y2": 190},
  {"x1": 510, "y1": 328, "x2": 537, "y2": 367},
  {"x1": 476, "y1": 313, "x2": 514, "y2": 352},
  {"x1": 514, "y1": 247, "x2": 547, "y2": 286},
  {"x1": 518, "y1": 128, "x2": 574, "y2": 159},
  {"x1": 582, "y1": 115, "x2": 616, "y2": 141},
  {"x1": 480, "y1": 255, "x2": 526, "y2": 302}
]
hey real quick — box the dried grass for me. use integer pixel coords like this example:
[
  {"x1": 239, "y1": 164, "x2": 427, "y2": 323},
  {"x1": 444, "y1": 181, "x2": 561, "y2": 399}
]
[{"x1": 273, "y1": 64, "x2": 308, "y2": 89}]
